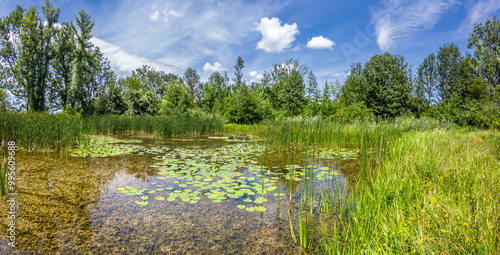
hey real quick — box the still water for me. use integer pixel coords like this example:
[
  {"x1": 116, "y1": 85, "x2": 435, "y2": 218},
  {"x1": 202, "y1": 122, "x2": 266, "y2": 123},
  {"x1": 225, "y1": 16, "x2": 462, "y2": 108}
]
[{"x1": 0, "y1": 134, "x2": 359, "y2": 254}]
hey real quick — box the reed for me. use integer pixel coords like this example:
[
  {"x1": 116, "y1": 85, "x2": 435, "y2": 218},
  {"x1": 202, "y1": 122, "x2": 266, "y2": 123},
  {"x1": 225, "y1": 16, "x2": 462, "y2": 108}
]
[
  {"x1": 0, "y1": 157, "x2": 7, "y2": 196},
  {"x1": 0, "y1": 113, "x2": 224, "y2": 150}
]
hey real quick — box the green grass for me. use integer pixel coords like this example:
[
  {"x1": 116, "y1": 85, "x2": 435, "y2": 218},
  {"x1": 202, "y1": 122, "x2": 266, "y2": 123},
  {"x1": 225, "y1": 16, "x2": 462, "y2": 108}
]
[
  {"x1": 248, "y1": 118, "x2": 499, "y2": 254},
  {"x1": 334, "y1": 129, "x2": 500, "y2": 254},
  {"x1": 0, "y1": 157, "x2": 7, "y2": 196}
]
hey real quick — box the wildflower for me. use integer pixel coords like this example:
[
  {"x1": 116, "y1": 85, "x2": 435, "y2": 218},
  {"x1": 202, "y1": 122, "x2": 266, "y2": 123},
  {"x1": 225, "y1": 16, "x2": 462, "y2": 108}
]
[
  {"x1": 412, "y1": 249, "x2": 416, "y2": 253},
  {"x1": 440, "y1": 229, "x2": 445, "y2": 233},
  {"x1": 488, "y1": 226, "x2": 494, "y2": 229},
  {"x1": 464, "y1": 223, "x2": 469, "y2": 226},
  {"x1": 392, "y1": 232, "x2": 395, "y2": 235},
  {"x1": 377, "y1": 248, "x2": 381, "y2": 252},
  {"x1": 363, "y1": 243, "x2": 366, "y2": 247},
  {"x1": 383, "y1": 243, "x2": 386, "y2": 246},
  {"x1": 444, "y1": 214, "x2": 448, "y2": 218}
]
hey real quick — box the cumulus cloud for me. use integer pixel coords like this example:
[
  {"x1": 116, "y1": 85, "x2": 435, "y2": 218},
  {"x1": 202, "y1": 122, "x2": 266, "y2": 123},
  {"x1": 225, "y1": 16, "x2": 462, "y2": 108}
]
[
  {"x1": 255, "y1": 17, "x2": 299, "y2": 53},
  {"x1": 371, "y1": 0, "x2": 457, "y2": 51},
  {"x1": 203, "y1": 62, "x2": 228, "y2": 74},
  {"x1": 90, "y1": 37, "x2": 178, "y2": 76},
  {"x1": 307, "y1": 36, "x2": 336, "y2": 50}
]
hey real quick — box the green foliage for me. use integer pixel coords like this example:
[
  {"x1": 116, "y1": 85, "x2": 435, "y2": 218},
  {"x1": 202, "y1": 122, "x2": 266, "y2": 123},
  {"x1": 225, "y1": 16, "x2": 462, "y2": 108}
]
[
  {"x1": 468, "y1": 15, "x2": 500, "y2": 90},
  {"x1": 183, "y1": 67, "x2": 201, "y2": 105},
  {"x1": 342, "y1": 53, "x2": 415, "y2": 119},
  {"x1": 326, "y1": 102, "x2": 373, "y2": 123},
  {"x1": 267, "y1": 59, "x2": 307, "y2": 115},
  {"x1": 159, "y1": 81, "x2": 193, "y2": 115},
  {"x1": 71, "y1": 9, "x2": 95, "y2": 114},
  {"x1": 125, "y1": 89, "x2": 159, "y2": 116},
  {"x1": 225, "y1": 85, "x2": 271, "y2": 124},
  {"x1": 437, "y1": 43, "x2": 462, "y2": 101},
  {"x1": 416, "y1": 53, "x2": 438, "y2": 105}
]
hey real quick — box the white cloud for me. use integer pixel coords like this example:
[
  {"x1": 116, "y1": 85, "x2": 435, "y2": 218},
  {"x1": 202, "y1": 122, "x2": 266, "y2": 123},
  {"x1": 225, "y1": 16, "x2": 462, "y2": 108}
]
[
  {"x1": 371, "y1": 0, "x2": 457, "y2": 51},
  {"x1": 330, "y1": 72, "x2": 347, "y2": 77},
  {"x1": 459, "y1": 0, "x2": 500, "y2": 34},
  {"x1": 149, "y1": 10, "x2": 160, "y2": 21},
  {"x1": 90, "y1": 37, "x2": 178, "y2": 76},
  {"x1": 255, "y1": 17, "x2": 299, "y2": 53},
  {"x1": 203, "y1": 62, "x2": 228, "y2": 74},
  {"x1": 249, "y1": 71, "x2": 263, "y2": 83},
  {"x1": 149, "y1": 4, "x2": 185, "y2": 23},
  {"x1": 307, "y1": 36, "x2": 336, "y2": 50}
]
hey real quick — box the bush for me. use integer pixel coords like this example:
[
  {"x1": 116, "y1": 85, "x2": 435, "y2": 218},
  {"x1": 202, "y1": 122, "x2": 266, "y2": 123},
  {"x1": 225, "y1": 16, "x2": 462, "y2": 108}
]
[{"x1": 326, "y1": 102, "x2": 373, "y2": 123}]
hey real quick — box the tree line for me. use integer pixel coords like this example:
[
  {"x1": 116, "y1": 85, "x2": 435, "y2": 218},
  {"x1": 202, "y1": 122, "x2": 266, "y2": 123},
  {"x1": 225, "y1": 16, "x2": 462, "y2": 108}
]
[{"x1": 1, "y1": 1, "x2": 499, "y2": 128}]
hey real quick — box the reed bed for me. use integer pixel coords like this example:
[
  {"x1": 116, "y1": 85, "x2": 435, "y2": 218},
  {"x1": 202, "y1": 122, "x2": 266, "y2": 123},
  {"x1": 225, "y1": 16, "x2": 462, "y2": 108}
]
[{"x1": 0, "y1": 113, "x2": 224, "y2": 150}]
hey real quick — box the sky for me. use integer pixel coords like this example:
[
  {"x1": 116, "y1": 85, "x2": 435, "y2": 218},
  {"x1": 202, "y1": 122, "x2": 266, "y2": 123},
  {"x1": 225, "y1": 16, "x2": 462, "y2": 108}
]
[{"x1": 1, "y1": 0, "x2": 500, "y2": 86}]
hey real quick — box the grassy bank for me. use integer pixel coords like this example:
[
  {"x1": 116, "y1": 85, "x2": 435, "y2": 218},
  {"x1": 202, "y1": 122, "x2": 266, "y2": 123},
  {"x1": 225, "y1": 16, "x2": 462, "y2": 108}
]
[
  {"x1": 247, "y1": 118, "x2": 499, "y2": 254},
  {"x1": 334, "y1": 129, "x2": 500, "y2": 254},
  {"x1": 0, "y1": 113, "x2": 224, "y2": 150}
]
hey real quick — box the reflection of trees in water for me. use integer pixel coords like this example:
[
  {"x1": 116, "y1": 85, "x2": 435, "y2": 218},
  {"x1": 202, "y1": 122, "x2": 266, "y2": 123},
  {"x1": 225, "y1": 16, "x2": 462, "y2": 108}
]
[{"x1": 0, "y1": 152, "x2": 125, "y2": 253}]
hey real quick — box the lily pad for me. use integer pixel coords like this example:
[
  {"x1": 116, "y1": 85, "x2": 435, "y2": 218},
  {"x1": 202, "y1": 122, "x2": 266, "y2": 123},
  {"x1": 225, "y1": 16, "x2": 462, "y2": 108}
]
[
  {"x1": 237, "y1": 205, "x2": 246, "y2": 209},
  {"x1": 155, "y1": 196, "x2": 165, "y2": 201}
]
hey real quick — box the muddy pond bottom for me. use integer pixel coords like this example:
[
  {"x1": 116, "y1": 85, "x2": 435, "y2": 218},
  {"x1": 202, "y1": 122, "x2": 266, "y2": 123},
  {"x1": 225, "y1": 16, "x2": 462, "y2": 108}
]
[{"x1": 0, "y1": 134, "x2": 359, "y2": 254}]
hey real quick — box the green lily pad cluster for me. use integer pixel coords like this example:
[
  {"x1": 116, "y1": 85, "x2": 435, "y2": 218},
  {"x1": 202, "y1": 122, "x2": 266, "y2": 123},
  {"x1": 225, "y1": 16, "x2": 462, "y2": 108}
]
[
  {"x1": 115, "y1": 143, "x2": 343, "y2": 213},
  {"x1": 70, "y1": 136, "x2": 170, "y2": 157},
  {"x1": 316, "y1": 148, "x2": 358, "y2": 160}
]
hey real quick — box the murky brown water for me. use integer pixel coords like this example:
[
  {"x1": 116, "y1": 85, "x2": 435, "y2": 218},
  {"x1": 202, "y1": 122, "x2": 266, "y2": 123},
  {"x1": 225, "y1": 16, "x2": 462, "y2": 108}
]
[{"x1": 0, "y1": 134, "x2": 359, "y2": 254}]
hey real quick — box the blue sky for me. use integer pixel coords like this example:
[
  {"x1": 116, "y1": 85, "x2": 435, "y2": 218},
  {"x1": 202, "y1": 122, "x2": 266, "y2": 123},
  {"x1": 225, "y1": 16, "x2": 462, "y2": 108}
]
[{"x1": 1, "y1": 0, "x2": 500, "y2": 85}]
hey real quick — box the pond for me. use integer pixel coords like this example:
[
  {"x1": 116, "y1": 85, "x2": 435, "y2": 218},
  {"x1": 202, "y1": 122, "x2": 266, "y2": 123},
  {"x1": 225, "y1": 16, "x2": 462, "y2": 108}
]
[{"x1": 0, "y1": 134, "x2": 359, "y2": 254}]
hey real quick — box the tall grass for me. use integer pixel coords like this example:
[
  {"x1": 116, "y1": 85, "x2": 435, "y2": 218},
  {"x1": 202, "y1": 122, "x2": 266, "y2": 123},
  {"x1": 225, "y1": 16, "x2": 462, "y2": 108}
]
[
  {"x1": 255, "y1": 117, "x2": 499, "y2": 253},
  {"x1": 0, "y1": 157, "x2": 7, "y2": 196},
  {"x1": 0, "y1": 113, "x2": 224, "y2": 150},
  {"x1": 334, "y1": 130, "x2": 500, "y2": 254}
]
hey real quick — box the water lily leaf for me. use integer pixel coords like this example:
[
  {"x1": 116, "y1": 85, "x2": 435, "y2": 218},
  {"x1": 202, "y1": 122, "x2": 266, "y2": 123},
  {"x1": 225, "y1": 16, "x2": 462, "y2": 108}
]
[
  {"x1": 237, "y1": 205, "x2": 246, "y2": 209},
  {"x1": 155, "y1": 196, "x2": 165, "y2": 201},
  {"x1": 141, "y1": 195, "x2": 149, "y2": 200},
  {"x1": 255, "y1": 206, "x2": 266, "y2": 212},
  {"x1": 117, "y1": 188, "x2": 125, "y2": 191},
  {"x1": 245, "y1": 207, "x2": 255, "y2": 212}
]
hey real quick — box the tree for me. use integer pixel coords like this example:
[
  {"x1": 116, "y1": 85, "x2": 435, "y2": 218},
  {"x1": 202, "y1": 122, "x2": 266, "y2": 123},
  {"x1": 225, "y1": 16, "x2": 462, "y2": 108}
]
[
  {"x1": 202, "y1": 71, "x2": 229, "y2": 113},
  {"x1": 340, "y1": 62, "x2": 365, "y2": 105},
  {"x1": 159, "y1": 81, "x2": 193, "y2": 115},
  {"x1": 234, "y1": 56, "x2": 244, "y2": 89},
  {"x1": 468, "y1": 16, "x2": 500, "y2": 94},
  {"x1": 437, "y1": 43, "x2": 462, "y2": 101},
  {"x1": 268, "y1": 59, "x2": 307, "y2": 115},
  {"x1": 183, "y1": 67, "x2": 200, "y2": 105},
  {"x1": 362, "y1": 53, "x2": 413, "y2": 118},
  {"x1": 416, "y1": 53, "x2": 438, "y2": 106},
  {"x1": 49, "y1": 21, "x2": 75, "y2": 111},
  {"x1": 35, "y1": 0, "x2": 60, "y2": 111},
  {"x1": 71, "y1": 9, "x2": 95, "y2": 114},
  {"x1": 306, "y1": 70, "x2": 319, "y2": 103}
]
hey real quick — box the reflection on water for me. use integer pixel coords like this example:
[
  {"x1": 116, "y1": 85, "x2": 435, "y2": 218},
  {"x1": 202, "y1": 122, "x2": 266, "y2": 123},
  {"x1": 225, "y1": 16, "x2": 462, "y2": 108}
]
[{"x1": 0, "y1": 134, "x2": 359, "y2": 254}]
